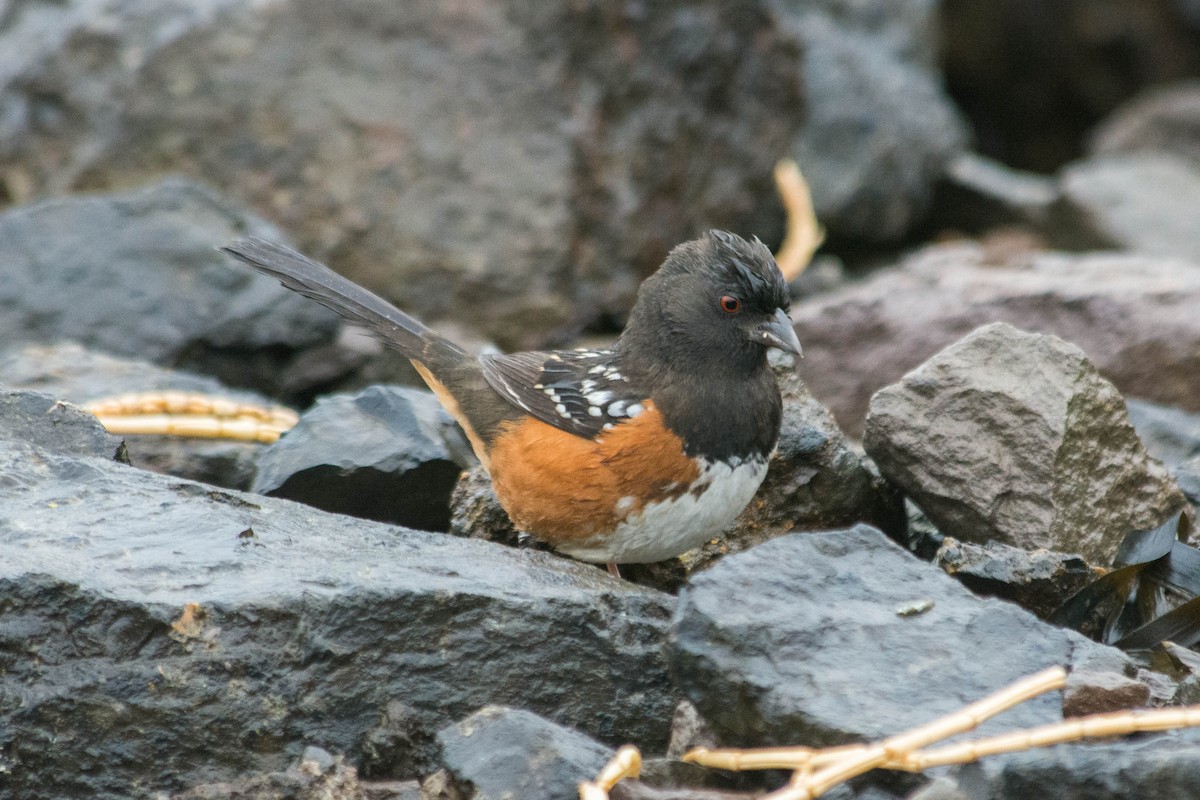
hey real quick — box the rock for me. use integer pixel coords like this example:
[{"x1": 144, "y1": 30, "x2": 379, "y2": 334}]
[
  {"x1": 253, "y1": 386, "x2": 473, "y2": 531},
  {"x1": 940, "y1": 1, "x2": 1200, "y2": 172},
  {"x1": 1090, "y1": 80, "x2": 1200, "y2": 168},
  {"x1": 437, "y1": 707, "x2": 611, "y2": 800},
  {"x1": 1176, "y1": 455, "x2": 1200, "y2": 509},
  {"x1": 931, "y1": 152, "x2": 1059, "y2": 235},
  {"x1": 791, "y1": 243, "x2": 1200, "y2": 436},
  {"x1": 0, "y1": 437, "x2": 676, "y2": 798},
  {"x1": 0, "y1": 387, "x2": 126, "y2": 461},
  {"x1": 169, "y1": 754, "x2": 376, "y2": 800},
  {"x1": 934, "y1": 539, "x2": 1095, "y2": 620},
  {"x1": 0, "y1": 341, "x2": 280, "y2": 490},
  {"x1": 1051, "y1": 152, "x2": 1200, "y2": 261},
  {"x1": 956, "y1": 730, "x2": 1200, "y2": 800},
  {"x1": 1062, "y1": 671, "x2": 1151, "y2": 717},
  {"x1": 1136, "y1": 668, "x2": 1178, "y2": 706},
  {"x1": 0, "y1": 0, "x2": 968, "y2": 345},
  {"x1": 864, "y1": 323, "x2": 1186, "y2": 564},
  {"x1": 0, "y1": 178, "x2": 342, "y2": 397},
  {"x1": 1126, "y1": 397, "x2": 1200, "y2": 468},
  {"x1": 782, "y1": 1, "x2": 969, "y2": 242},
  {"x1": 357, "y1": 701, "x2": 440, "y2": 781},
  {"x1": 669, "y1": 525, "x2": 1132, "y2": 748},
  {"x1": 905, "y1": 778, "x2": 968, "y2": 800}
]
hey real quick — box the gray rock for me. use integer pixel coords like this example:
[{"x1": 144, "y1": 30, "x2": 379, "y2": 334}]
[
  {"x1": 437, "y1": 707, "x2": 611, "y2": 800},
  {"x1": 933, "y1": 538, "x2": 1094, "y2": 620},
  {"x1": 957, "y1": 731, "x2": 1200, "y2": 800},
  {"x1": 1176, "y1": 455, "x2": 1200, "y2": 509},
  {"x1": 864, "y1": 323, "x2": 1186, "y2": 563},
  {"x1": 0, "y1": 178, "x2": 341, "y2": 395},
  {"x1": 792, "y1": 243, "x2": 1200, "y2": 437},
  {"x1": 253, "y1": 386, "x2": 474, "y2": 531},
  {"x1": 784, "y1": 0, "x2": 969, "y2": 241},
  {"x1": 1090, "y1": 80, "x2": 1200, "y2": 169},
  {"x1": 931, "y1": 152, "x2": 1059, "y2": 235},
  {"x1": 939, "y1": 2, "x2": 1200, "y2": 172},
  {"x1": 0, "y1": 341, "x2": 280, "y2": 489},
  {"x1": 1051, "y1": 152, "x2": 1200, "y2": 260},
  {"x1": 0, "y1": 437, "x2": 676, "y2": 798},
  {"x1": 1062, "y1": 671, "x2": 1151, "y2": 717},
  {"x1": 669, "y1": 525, "x2": 1127, "y2": 748},
  {"x1": 0, "y1": 0, "x2": 968, "y2": 346},
  {"x1": 168, "y1": 753, "x2": 373, "y2": 800},
  {"x1": 1126, "y1": 397, "x2": 1200, "y2": 469},
  {"x1": 0, "y1": 386, "x2": 125, "y2": 461}
]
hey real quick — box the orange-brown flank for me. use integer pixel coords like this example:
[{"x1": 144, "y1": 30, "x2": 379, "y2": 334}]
[{"x1": 486, "y1": 401, "x2": 700, "y2": 545}]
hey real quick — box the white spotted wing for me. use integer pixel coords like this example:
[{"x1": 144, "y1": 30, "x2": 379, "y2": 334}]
[{"x1": 479, "y1": 349, "x2": 649, "y2": 439}]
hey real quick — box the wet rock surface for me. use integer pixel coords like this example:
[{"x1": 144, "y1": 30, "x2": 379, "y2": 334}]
[
  {"x1": 437, "y1": 706, "x2": 612, "y2": 800},
  {"x1": 864, "y1": 322, "x2": 1185, "y2": 563},
  {"x1": 0, "y1": 178, "x2": 341, "y2": 397},
  {"x1": 1, "y1": 341, "x2": 279, "y2": 489},
  {"x1": 0, "y1": 430, "x2": 676, "y2": 799},
  {"x1": 0, "y1": 386, "x2": 126, "y2": 462},
  {"x1": 950, "y1": 730, "x2": 1200, "y2": 800},
  {"x1": 253, "y1": 386, "x2": 474, "y2": 531},
  {"x1": 669, "y1": 525, "x2": 1132, "y2": 748},
  {"x1": 933, "y1": 539, "x2": 1095, "y2": 621}
]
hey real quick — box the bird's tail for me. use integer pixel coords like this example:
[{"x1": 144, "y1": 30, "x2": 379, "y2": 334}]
[{"x1": 221, "y1": 237, "x2": 472, "y2": 370}]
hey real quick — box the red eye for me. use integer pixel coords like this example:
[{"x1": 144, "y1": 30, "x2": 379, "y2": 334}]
[{"x1": 720, "y1": 295, "x2": 742, "y2": 314}]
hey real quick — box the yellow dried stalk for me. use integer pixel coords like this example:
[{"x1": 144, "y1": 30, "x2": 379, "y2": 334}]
[
  {"x1": 579, "y1": 745, "x2": 641, "y2": 800},
  {"x1": 83, "y1": 391, "x2": 299, "y2": 444},
  {"x1": 773, "y1": 159, "x2": 824, "y2": 283}
]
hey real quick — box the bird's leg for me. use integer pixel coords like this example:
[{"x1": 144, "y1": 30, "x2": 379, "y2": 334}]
[{"x1": 607, "y1": 562, "x2": 622, "y2": 578}]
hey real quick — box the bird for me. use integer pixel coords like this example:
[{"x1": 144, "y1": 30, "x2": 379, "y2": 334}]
[{"x1": 221, "y1": 230, "x2": 802, "y2": 576}]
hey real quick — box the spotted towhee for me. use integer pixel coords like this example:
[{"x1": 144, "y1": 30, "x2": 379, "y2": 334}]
[{"x1": 222, "y1": 230, "x2": 802, "y2": 575}]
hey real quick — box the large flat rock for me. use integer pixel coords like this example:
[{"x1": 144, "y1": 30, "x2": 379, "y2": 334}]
[{"x1": 0, "y1": 433, "x2": 676, "y2": 798}]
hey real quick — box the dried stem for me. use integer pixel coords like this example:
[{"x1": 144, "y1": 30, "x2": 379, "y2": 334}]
[
  {"x1": 772, "y1": 159, "x2": 824, "y2": 282},
  {"x1": 84, "y1": 391, "x2": 299, "y2": 443}
]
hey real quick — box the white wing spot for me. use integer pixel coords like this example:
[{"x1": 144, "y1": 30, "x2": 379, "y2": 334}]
[
  {"x1": 626, "y1": 403, "x2": 644, "y2": 417},
  {"x1": 585, "y1": 390, "x2": 613, "y2": 405},
  {"x1": 588, "y1": 406, "x2": 602, "y2": 417},
  {"x1": 608, "y1": 400, "x2": 627, "y2": 417}
]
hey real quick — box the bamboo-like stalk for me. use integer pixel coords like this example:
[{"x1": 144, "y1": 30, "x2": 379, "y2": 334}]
[
  {"x1": 579, "y1": 745, "x2": 641, "y2": 800},
  {"x1": 83, "y1": 391, "x2": 299, "y2": 443},
  {"x1": 772, "y1": 159, "x2": 824, "y2": 282}
]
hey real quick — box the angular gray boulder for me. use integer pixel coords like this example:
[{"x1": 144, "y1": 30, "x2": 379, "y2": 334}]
[
  {"x1": 864, "y1": 323, "x2": 1186, "y2": 563},
  {"x1": 0, "y1": 434, "x2": 676, "y2": 798},
  {"x1": 669, "y1": 525, "x2": 1132, "y2": 749}
]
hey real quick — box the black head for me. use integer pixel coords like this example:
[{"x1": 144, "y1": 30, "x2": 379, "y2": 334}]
[{"x1": 620, "y1": 230, "x2": 801, "y2": 379}]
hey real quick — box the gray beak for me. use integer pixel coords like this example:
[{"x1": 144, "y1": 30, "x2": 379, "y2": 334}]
[{"x1": 754, "y1": 307, "x2": 803, "y2": 366}]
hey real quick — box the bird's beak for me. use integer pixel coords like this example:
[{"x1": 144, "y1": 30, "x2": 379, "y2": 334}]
[{"x1": 754, "y1": 308, "x2": 803, "y2": 365}]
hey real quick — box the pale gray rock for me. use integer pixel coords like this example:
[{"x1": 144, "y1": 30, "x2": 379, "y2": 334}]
[{"x1": 864, "y1": 323, "x2": 1186, "y2": 563}]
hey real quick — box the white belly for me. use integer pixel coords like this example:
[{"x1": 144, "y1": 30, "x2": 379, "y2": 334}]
[{"x1": 558, "y1": 457, "x2": 768, "y2": 564}]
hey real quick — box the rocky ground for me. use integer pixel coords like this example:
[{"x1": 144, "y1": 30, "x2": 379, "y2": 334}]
[{"x1": 7, "y1": 2, "x2": 1200, "y2": 799}]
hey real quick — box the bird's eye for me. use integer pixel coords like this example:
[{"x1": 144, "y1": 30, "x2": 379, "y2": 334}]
[{"x1": 720, "y1": 295, "x2": 742, "y2": 314}]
